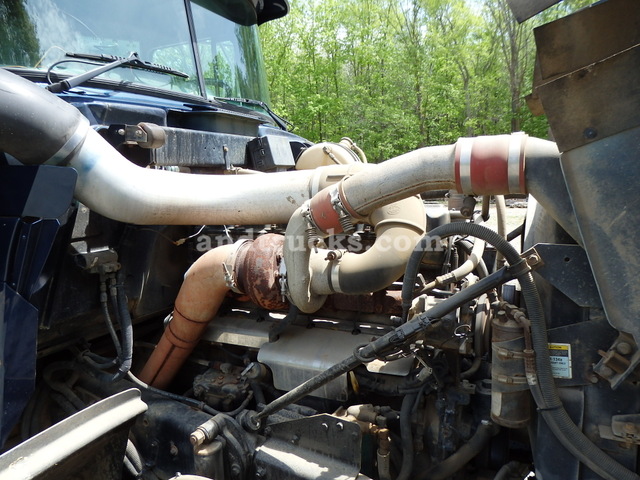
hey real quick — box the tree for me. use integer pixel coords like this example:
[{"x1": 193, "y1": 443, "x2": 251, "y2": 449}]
[{"x1": 260, "y1": 0, "x2": 594, "y2": 161}]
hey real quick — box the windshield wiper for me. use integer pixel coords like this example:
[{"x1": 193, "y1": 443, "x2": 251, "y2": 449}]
[
  {"x1": 47, "y1": 52, "x2": 189, "y2": 93},
  {"x1": 215, "y1": 96, "x2": 293, "y2": 131}
]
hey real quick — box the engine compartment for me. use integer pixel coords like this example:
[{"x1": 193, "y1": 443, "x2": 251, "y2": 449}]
[{"x1": 2, "y1": 0, "x2": 640, "y2": 479}]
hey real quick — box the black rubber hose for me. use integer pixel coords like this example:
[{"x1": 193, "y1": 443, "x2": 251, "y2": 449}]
[
  {"x1": 250, "y1": 380, "x2": 266, "y2": 406},
  {"x1": 506, "y1": 223, "x2": 524, "y2": 242},
  {"x1": 0, "y1": 69, "x2": 87, "y2": 164},
  {"x1": 396, "y1": 393, "x2": 418, "y2": 480},
  {"x1": 101, "y1": 293, "x2": 123, "y2": 359},
  {"x1": 413, "y1": 222, "x2": 639, "y2": 480},
  {"x1": 419, "y1": 420, "x2": 497, "y2": 480}
]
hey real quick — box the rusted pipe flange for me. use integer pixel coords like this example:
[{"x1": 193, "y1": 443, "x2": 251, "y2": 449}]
[{"x1": 235, "y1": 234, "x2": 288, "y2": 311}]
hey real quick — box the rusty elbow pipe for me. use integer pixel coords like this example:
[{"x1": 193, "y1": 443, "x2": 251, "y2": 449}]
[
  {"x1": 138, "y1": 243, "x2": 239, "y2": 389},
  {"x1": 138, "y1": 235, "x2": 288, "y2": 389}
]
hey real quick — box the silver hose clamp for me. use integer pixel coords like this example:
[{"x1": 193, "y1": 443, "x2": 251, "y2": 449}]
[
  {"x1": 330, "y1": 188, "x2": 356, "y2": 234},
  {"x1": 223, "y1": 239, "x2": 252, "y2": 293}
]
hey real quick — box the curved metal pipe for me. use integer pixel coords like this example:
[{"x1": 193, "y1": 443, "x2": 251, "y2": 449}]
[
  {"x1": 2, "y1": 70, "x2": 562, "y2": 230},
  {"x1": 138, "y1": 243, "x2": 239, "y2": 388},
  {"x1": 0, "y1": 70, "x2": 366, "y2": 226},
  {"x1": 70, "y1": 129, "x2": 358, "y2": 225},
  {"x1": 331, "y1": 133, "x2": 556, "y2": 218},
  {"x1": 284, "y1": 195, "x2": 426, "y2": 313}
]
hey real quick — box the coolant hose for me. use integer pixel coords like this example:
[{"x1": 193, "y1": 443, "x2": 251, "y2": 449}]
[
  {"x1": 404, "y1": 222, "x2": 639, "y2": 480},
  {"x1": 418, "y1": 420, "x2": 497, "y2": 480}
]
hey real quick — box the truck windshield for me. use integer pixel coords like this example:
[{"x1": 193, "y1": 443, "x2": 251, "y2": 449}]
[{"x1": 0, "y1": 0, "x2": 271, "y2": 103}]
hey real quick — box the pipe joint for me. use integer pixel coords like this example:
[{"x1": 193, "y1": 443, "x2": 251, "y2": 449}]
[
  {"x1": 330, "y1": 187, "x2": 356, "y2": 234},
  {"x1": 222, "y1": 240, "x2": 252, "y2": 293},
  {"x1": 302, "y1": 202, "x2": 322, "y2": 252},
  {"x1": 455, "y1": 133, "x2": 528, "y2": 196},
  {"x1": 307, "y1": 183, "x2": 362, "y2": 236}
]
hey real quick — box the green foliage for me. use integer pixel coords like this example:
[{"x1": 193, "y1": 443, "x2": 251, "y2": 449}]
[
  {"x1": 260, "y1": 0, "x2": 589, "y2": 162},
  {"x1": 0, "y1": 0, "x2": 40, "y2": 66}
]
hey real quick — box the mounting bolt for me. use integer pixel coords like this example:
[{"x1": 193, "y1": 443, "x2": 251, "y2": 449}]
[
  {"x1": 617, "y1": 342, "x2": 633, "y2": 355},
  {"x1": 583, "y1": 127, "x2": 598, "y2": 140},
  {"x1": 526, "y1": 254, "x2": 540, "y2": 266},
  {"x1": 336, "y1": 422, "x2": 344, "y2": 431},
  {"x1": 231, "y1": 463, "x2": 242, "y2": 477},
  {"x1": 321, "y1": 422, "x2": 329, "y2": 431},
  {"x1": 291, "y1": 434, "x2": 300, "y2": 445}
]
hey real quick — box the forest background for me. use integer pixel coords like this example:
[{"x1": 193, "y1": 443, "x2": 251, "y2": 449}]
[{"x1": 259, "y1": 0, "x2": 591, "y2": 163}]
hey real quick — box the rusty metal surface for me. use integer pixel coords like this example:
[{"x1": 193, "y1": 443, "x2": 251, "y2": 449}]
[
  {"x1": 506, "y1": 0, "x2": 562, "y2": 23},
  {"x1": 534, "y1": 0, "x2": 640, "y2": 81},
  {"x1": 236, "y1": 234, "x2": 288, "y2": 311},
  {"x1": 151, "y1": 127, "x2": 252, "y2": 167},
  {"x1": 533, "y1": 0, "x2": 640, "y2": 151},
  {"x1": 537, "y1": 44, "x2": 640, "y2": 152},
  {"x1": 323, "y1": 290, "x2": 403, "y2": 315}
]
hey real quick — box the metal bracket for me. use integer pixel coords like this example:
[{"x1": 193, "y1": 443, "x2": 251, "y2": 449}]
[
  {"x1": 599, "y1": 414, "x2": 640, "y2": 444},
  {"x1": 593, "y1": 333, "x2": 640, "y2": 389}
]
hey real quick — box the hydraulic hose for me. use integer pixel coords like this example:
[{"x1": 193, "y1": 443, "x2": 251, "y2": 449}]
[
  {"x1": 396, "y1": 393, "x2": 418, "y2": 480},
  {"x1": 431, "y1": 233, "x2": 486, "y2": 289},
  {"x1": 126, "y1": 371, "x2": 220, "y2": 416},
  {"x1": 405, "y1": 222, "x2": 639, "y2": 480}
]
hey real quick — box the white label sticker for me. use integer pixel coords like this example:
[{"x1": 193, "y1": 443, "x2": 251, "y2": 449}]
[{"x1": 548, "y1": 343, "x2": 572, "y2": 379}]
